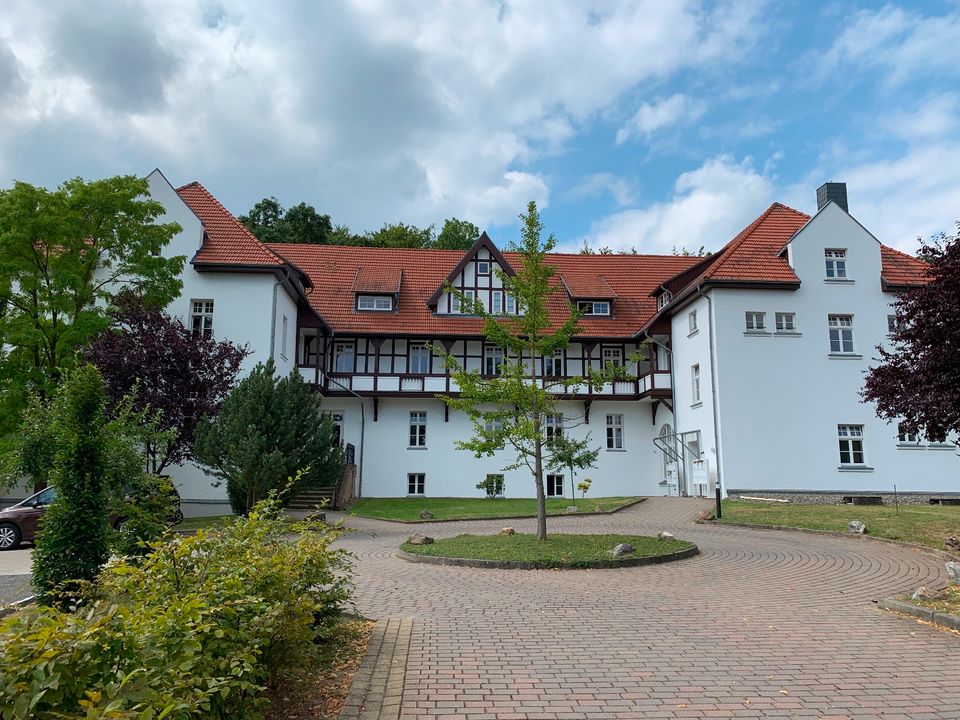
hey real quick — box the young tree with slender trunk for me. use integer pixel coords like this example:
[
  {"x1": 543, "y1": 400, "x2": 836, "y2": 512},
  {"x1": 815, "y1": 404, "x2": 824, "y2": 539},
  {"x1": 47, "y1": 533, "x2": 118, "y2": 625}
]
[{"x1": 441, "y1": 202, "x2": 627, "y2": 540}]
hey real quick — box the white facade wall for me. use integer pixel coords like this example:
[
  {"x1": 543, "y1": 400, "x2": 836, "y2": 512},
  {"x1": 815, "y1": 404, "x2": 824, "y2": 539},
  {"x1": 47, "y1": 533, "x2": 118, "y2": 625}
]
[{"x1": 710, "y1": 203, "x2": 958, "y2": 494}]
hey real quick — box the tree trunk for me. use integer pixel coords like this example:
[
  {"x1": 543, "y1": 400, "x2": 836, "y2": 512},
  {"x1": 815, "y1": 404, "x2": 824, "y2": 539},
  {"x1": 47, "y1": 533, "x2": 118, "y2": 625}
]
[{"x1": 534, "y1": 437, "x2": 546, "y2": 540}]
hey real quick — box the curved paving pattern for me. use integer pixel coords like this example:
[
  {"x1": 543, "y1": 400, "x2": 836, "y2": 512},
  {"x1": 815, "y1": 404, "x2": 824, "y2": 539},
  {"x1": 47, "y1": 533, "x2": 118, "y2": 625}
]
[{"x1": 336, "y1": 498, "x2": 960, "y2": 719}]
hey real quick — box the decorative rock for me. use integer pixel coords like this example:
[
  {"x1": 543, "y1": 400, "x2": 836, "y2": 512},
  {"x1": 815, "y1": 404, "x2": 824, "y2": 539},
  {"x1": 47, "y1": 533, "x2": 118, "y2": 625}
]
[
  {"x1": 657, "y1": 531, "x2": 675, "y2": 540},
  {"x1": 499, "y1": 527, "x2": 515, "y2": 535},
  {"x1": 611, "y1": 543, "x2": 635, "y2": 557},
  {"x1": 419, "y1": 510, "x2": 434, "y2": 520},
  {"x1": 565, "y1": 506, "x2": 579, "y2": 514},
  {"x1": 848, "y1": 520, "x2": 867, "y2": 534},
  {"x1": 306, "y1": 511, "x2": 327, "y2": 523},
  {"x1": 696, "y1": 509, "x2": 715, "y2": 523},
  {"x1": 912, "y1": 586, "x2": 938, "y2": 600},
  {"x1": 946, "y1": 561, "x2": 960, "y2": 584},
  {"x1": 407, "y1": 533, "x2": 434, "y2": 545},
  {"x1": 945, "y1": 536, "x2": 960, "y2": 551}
]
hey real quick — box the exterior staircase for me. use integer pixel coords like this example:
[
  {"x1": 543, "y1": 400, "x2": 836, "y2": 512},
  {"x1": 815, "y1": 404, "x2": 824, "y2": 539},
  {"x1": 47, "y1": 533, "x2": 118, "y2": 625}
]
[{"x1": 288, "y1": 486, "x2": 335, "y2": 510}]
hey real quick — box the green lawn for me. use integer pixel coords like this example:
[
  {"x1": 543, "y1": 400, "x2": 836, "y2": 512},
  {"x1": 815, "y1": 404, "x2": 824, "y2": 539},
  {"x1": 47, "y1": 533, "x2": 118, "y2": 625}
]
[
  {"x1": 401, "y1": 533, "x2": 693, "y2": 568},
  {"x1": 350, "y1": 496, "x2": 641, "y2": 522},
  {"x1": 720, "y1": 500, "x2": 960, "y2": 550}
]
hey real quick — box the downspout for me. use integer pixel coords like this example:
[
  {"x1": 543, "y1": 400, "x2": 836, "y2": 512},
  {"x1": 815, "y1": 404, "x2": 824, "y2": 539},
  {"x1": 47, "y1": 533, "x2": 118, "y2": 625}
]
[
  {"x1": 696, "y1": 285, "x2": 723, "y2": 499},
  {"x1": 324, "y1": 333, "x2": 366, "y2": 499},
  {"x1": 269, "y1": 278, "x2": 280, "y2": 360}
]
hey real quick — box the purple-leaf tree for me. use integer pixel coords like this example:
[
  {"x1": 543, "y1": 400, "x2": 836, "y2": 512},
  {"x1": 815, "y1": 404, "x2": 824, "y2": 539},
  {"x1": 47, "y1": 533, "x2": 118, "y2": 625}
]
[
  {"x1": 863, "y1": 225, "x2": 960, "y2": 448},
  {"x1": 85, "y1": 293, "x2": 250, "y2": 474}
]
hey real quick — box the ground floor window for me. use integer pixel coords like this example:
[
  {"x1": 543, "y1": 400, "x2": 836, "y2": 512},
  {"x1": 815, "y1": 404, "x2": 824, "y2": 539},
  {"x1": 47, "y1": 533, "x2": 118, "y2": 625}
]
[
  {"x1": 324, "y1": 412, "x2": 344, "y2": 445},
  {"x1": 546, "y1": 474, "x2": 564, "y2": 497},
  {"x1": 483, "y1": 474, "x2": 505, "y2": 497},
  {"x1": 407, "y1": 473, "x2": 425, "y2": 495},
  {"x1": 837, "y1": 424, "x2": 865, "y2": 465},
  {"x1": 897, "y1": 423, "x2": 919, "y2": 444},
  {"x1": 606, "y1": 414, "x2": 624, "y2": 449}
]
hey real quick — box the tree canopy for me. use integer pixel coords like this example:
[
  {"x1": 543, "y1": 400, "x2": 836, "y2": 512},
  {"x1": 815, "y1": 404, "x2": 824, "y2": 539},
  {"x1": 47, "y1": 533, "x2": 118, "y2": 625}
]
[
  {"x1": 863, "y1": 226, "x2": 960, "y2": 447},
  {"x1": 85, "y1": 293, "x2": 250, "y2": 474},
  {"x1": 0, "y1": 175, "x2": 184, "y2": 443},
  {"x1": 435, "y1": 218, "x2": 480, "y2": 250},
  {"x1": 240, "y1": 197, "x2": 334, "y2": 245}
]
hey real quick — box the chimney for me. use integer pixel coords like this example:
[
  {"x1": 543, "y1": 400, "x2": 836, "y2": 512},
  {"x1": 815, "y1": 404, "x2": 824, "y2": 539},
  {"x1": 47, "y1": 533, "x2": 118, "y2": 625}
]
[{"x1": 816, "y1": 182, "x2": 848, "y2": 212}]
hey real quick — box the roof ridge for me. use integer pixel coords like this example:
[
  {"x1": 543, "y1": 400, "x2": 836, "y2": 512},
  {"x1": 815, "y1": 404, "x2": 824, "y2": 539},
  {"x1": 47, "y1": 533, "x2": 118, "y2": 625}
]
[{"x1": 705, "y1": 203, "x2": 797, "y2": 278}]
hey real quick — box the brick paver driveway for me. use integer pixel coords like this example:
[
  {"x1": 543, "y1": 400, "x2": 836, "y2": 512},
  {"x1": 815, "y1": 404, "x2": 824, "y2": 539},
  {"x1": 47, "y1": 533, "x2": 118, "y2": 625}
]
[{"x1": 336, "y1": 497, "x2": 959, "y2": 719}]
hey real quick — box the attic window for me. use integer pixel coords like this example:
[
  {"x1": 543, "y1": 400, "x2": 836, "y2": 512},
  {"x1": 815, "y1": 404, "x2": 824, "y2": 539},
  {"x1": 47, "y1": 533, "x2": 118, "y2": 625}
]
[
  {"x1": 657, "y1": 291, "x2": 672, "y2": 310},
  {"x1": 577, "y1": 301, "x2": 611, "y2": 316},
  {"x1": 357, "y1": 295, "x2": 393, "y2": 311},
  {"x1": 477, "y1": 260, "x2": 490, "y2": 275}
]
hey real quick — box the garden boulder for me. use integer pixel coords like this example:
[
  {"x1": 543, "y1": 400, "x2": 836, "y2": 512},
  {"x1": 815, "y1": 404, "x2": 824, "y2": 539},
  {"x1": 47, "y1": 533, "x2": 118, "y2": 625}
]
[
  {"x1": 611, "y1": 543, "x2": 635, "y2": 557},
  {"x1": 407, "y1": 533, "x2": 434, "y2": 545},
  {"x1": 657, "y1": 531, "x2": 675, "y2": 540},
  {"x1": 499, "y1": 527, "x2": 515, "y2": 535},
  {"x1": 419, "y1": 510, "x2": 434, "y2": 520},
  {"x1": 946, "y1": 561, "x2": 960, "y2": 584},
  {"x1": 848, "y1": 520, "x2": 867, "y2": 534}
]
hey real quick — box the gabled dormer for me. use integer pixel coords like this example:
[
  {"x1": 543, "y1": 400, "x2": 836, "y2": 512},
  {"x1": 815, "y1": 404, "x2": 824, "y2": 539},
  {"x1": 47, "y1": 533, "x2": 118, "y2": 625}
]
[
  {"x1": 352, "y1": 266, "x2": 402, "y2": 312},
  {"x1": 427, "y1": 232, "x2": 518, "y2": 315},
  {"x1": 559, "y1": 274, "x2": 617, "y2": 316}
]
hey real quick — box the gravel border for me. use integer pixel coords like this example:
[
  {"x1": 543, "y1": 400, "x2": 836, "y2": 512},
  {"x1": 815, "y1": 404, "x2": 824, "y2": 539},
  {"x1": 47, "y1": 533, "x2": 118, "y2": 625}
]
[
  {"x1": 878, "y1": 597, "x2": 960, "y2": 632},
  {"x1": 396, "y1": 543, "x2": 699, "y2": 570},
  {"x1": 350, "y1": 497, "x2": 647, "y2": 525}
]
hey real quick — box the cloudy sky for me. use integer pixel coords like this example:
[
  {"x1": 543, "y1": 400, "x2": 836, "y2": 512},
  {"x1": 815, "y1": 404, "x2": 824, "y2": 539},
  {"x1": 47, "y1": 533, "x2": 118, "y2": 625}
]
[{"x1": 0, "y1": 0, "x2": 958, "y2": 254}]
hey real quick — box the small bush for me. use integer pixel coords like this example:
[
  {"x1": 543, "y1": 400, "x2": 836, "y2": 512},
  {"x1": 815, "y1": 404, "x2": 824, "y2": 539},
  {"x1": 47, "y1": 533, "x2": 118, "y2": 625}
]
[{"x1": 0, "y1": 491, "x2": 353, "y2": 719}]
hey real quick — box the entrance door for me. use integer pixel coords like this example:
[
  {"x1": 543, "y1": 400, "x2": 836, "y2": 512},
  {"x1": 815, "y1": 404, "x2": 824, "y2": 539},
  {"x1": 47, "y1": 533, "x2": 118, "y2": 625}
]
[
  {"x1": 659, "y1": 424, "x2": 678, "y2": 496},
  {"x1": 681, "y1": 430, "x2": 703, "y2": 497}
]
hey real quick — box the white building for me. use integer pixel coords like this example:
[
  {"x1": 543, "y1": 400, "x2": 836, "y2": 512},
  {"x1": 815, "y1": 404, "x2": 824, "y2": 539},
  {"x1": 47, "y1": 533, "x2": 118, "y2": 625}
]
[{"x1": 124, "y1": 173, "x2": 960, "y2": 512}]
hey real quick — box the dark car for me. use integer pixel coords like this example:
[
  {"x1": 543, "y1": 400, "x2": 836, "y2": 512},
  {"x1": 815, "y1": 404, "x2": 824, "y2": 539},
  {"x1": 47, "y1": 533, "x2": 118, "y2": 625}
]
[{"x1": 0, "y1": 484, "x2": 183, "y2": 550}]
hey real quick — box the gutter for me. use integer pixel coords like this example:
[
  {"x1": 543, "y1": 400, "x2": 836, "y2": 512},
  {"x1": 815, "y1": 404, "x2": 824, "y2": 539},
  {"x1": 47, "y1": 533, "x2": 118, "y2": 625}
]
[{"x1": 696, "y1": 284, "x2": 724, "y2": 499}]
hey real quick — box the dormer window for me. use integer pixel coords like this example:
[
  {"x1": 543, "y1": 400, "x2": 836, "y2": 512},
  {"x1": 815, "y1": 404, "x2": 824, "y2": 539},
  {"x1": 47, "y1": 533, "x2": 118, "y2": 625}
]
[
  {"x1": 825, "y1": 249, "x2": 847, "y2": 279},
  {"x1": 577, "y1": 301, "x2": 611, "y2": 316},
  {"x1": 357, "y1": 295, "x2": 393, "y2": 311},
  {"x1": 658, "y1": 291, "x2": 672, "y2": 310}
]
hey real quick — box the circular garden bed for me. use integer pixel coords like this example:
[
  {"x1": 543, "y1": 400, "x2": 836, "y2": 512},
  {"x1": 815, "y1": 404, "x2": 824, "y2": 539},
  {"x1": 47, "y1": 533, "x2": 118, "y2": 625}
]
[{"x1": 398, "y1": 533, "x2": 698, "y2": 570}]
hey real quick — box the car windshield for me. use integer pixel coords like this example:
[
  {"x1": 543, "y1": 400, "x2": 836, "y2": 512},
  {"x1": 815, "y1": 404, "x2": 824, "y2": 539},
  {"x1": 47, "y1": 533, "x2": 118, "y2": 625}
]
[{"x1": 23, "y1": 487, "x2": 56, "y2": 506}]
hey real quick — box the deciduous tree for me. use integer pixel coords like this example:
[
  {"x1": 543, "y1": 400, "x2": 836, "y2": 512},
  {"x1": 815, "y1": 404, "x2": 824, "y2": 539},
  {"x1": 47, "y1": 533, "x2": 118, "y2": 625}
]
[
  {"x1": 863, "y1": 226, "x2": 960, "y2": 447},
  {"x1": 435, "y1": 218, "x2": 480, "y2": 250}
]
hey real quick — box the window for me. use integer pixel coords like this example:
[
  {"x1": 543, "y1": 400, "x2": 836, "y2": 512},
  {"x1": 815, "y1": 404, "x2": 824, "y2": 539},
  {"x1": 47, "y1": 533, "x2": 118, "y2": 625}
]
[
  {"x1": 745, "y1": 311, "x2": 766, "y2": 331},
  {"x1": 492, "y1": 291, "x2": 503, "y2": 315},
  {"x1": 325, "y1": 412, "x2": 344, "y2": 446},
  {"x1": 463, "y1": 289, "x2": 475, "y2": 312},
  {"x1": 357, "y1": 295, "x2": 393, "y2": 311},
  {"x1": 544, "y1": 349, "x2": 563, "y2": 377},
  {"x1": 334, "y1": 342, "x2": 355, "y2": 372},
  {"x1": 578, "y1": 301, "x2": 611, "y2": 316},
  {"x1": 825, "y1": 249, "x2": 847, "y2": 278},
  {"x1": 190, "y1": 299, "x2": 214, "y2": 338},
  {"x1": 409, "y1": 343, "x2": 431, "y2": 374},
  {"x1": 505, "y1": 294, "x2": 516, "y2": 315},
  {"x1": 451, "y1": 293, "x2": 461, "y2": 313},
  {"x1": 691, "y1": 364, "x2": 701, "y2": 405},
  {"x1": 601, "y1": 347, "x2": 623, "y2": 367},
  {"x1": 828, "y1": 315, "x2": 855, "y2": 353},
  {"x1": 546, "y1": 474, "x2": 564, "y2": 497},
  {"x1": 897, "y1": 423, "x2": 919, "y2": 444},
  {"x1": 409, "y1": 411, "x2": 427, "y2": 447},
  {"x1": 606, "y1": 414, "x2": 624, "y2": 450},
  {"x1": 887, "y1": 315, "x2": 899, "y2": 335},
  {"x1": 688, "y1": 310, "x2": 698, "y2": 334},
  {"x1": 545, "y1": 414, "x2": 563, "y2": 443},
  {"x1": 838, "y1": 424, "x2": 865, "y2": 465},
  {"x1": 657, "y1": 291, "x2": 672, "y2": 310},
  {"x1": 477, "y1": 260, "x2": 490, "y2": 275},
  {"x1": 280, "y1": 315, "x2": 289, "y2": 360},
  {"x1": 407, "y1": 473, "x2": 425, "y2": 495},
  {"x1": 484, "y1": 417, "x2": 503, "y2": 433},
  {"x1": 484, "y1": 346, "x2": 504, "y2": 375},
  {"x1": 302, "y1": 334, "x2": 320, "y2": 366},
  {"x1": 775, "y1": 312, "x2": 796, "y2": 332},
  {"x1": 484, "y1": 474, "x2": 505, "y2": 496}
]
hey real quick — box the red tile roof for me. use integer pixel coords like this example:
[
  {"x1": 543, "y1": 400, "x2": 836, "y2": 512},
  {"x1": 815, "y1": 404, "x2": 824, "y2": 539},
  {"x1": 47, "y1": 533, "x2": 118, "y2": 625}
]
[
  {"x1": 559, "y1": 273, "x2": 618, "y2": 299},
  {"x1": 351, "y1": 266, "x2": 403, "y2": 294},
  {"x1": 266, "y1": 243, "x2": 700, "y2": 338},
  {"x1": 176, "y1": 182, "x2": 285, "y2": 267},
  {"x1": 880, "y1": 245, "x2": 931, "y2": 288}
]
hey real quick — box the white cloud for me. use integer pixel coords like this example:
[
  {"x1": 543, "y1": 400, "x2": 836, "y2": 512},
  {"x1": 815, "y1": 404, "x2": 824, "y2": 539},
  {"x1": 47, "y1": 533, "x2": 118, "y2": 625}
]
[
  {"x1": 575, "y1": 155, "x2": 774, "y2": 254},
  {"x1": 616, "y1": 94, "x2": 706, "y2": 144},
  {"x1": 567, "y1": 173, "x2": 637, "y2": 207},
  {"x1": 0, "y1": 0, "x2": 765, "y2": 232},
  {"x1": 884, "y1": 93, "x2": 959, "y2": 140}
]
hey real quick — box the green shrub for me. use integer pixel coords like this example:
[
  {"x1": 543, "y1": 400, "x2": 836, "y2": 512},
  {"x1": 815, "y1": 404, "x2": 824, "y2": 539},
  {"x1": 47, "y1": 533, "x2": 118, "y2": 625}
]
[
  {"x1": 109, "y1": 474, "x2": 181, "y2": 559},
  {"x1": 0, "y1": 491, "x2": 353, "y2": 719}
]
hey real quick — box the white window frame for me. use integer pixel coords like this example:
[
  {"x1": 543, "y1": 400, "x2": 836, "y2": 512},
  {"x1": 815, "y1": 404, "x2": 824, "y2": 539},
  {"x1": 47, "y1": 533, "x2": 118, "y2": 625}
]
[
  {"x1": 606, "y1": 413, "x2": 624, "y2": 450},
  {"x1": 544, "y1": 413, "x2": 563, "y2": 443},
  {"x1": 357, "y1": 295, "x2": 393, "y2": 311},
  {"x1": 578, "y1": 301, "x2": 611, "y2": 316},
  {"x1": 546, "y1": 474, "x2": 564, "y2": 497},
  {"x1": 775, "y1": 312, "x2": 796, "y2": 332},
  {"x1": 837, "y1": 424, "x2": 866, "y2": 466},
  {"x1": 601, "y1": 347, "x2": 623, "y2": 367},
  {"x1": 325, "y1": 411, "x2": 344, "y2": 446},
  {"x1": 897, "y1": 423, "x2": 920, "y2": 445},
  {"x1": 745, "y1": 311, "x2": 766, "y2": 332},
  {"x1": 409, "y1": 343, "x2": 431, "y2": 374},
  {"x1": 484, "y1": 473, "x2": 505, "y2": 496},
  {"x1": 484, "y1": 346, "x2": 504, "y2": 376},
  {"x1": 334, "y1": 342, "x2": 355, "y2": 372},
  {"x1": 462, "y1": 289, "x2": 475, "y2": 313},
  {"x1": 505, "y1": 294, "x2": 517, "y2": 315},
  {"x1": 657, "y1": 291, "x2": 672, "y2": 310},
  {"x1": 190, "y1": 299, "x2": 214, "y2": 338},
  {"x1": 492, "y1": 291, "x2": 503, "y2": 315},
  {"x1": 409, "y1": 411, "x2": 427, "y2": 448},
  {"x1": 825, "y1": 249, "x2": 847, "y2": 279},
  {"x1": 828, "y1": 315, "x2": 855, "y2": 354},
  {"x1": 887, "y1": 315, "x2": 899, "y2": 335},
  {"x1": 688, "y1": 310, "x2": 698, "y2": 335},
  {"x1": 691, "y1": 364, "x2": 701, "y2": 405},
  {"x1": 407, "y1": 473, "x2": 425, "y2": 495},
  {"x1": 484, "y1": 417, "x2": 503, "y2": 433},
  {"x1": 544, "y1": 349, "x2": 563, "y2": 377},
  {"x1": 476, "y1": 260, "x2": 490, "y2": 276}
]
